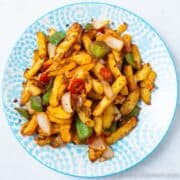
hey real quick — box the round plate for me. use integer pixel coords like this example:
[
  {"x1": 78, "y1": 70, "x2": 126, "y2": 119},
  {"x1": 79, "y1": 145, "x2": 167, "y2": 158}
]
[{"x1": 2, "y1": 2, "x2": 178, "y2": 178}]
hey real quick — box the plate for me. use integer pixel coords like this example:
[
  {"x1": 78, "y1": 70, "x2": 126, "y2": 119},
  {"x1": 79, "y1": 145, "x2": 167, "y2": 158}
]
[{"x1": 2, "y1": 2, "x2": 178, "y2": 177}]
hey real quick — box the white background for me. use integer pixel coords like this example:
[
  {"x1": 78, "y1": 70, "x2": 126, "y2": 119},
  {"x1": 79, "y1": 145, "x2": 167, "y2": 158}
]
[{"x1": 0, "y1": 0, "x2": 180, "y2": 180}]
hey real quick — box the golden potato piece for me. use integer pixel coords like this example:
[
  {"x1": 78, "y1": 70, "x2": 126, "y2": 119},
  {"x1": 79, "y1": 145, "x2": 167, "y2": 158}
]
[
  {"x1": 140, "y1": 70, "x2": 157, "y2": 91},
  {"x1": 85, "y1": 74, "x2": 92, "y2": 93},
  {"x1": 21, "y1": 115, "x2": 38, "y2": 136},
  {"x1": 37, "y1": 32, "x2": 47, "y2": 58},
  {"x1": 35, "y1": 136, "x2": 51, "y2": 146},
  {"x1": 135, "y1": 63, "x2": 151, "y2": 82},
  {"x1": 120, "y1": 88, "x2": 140, "y2": 115},
  {"x1": 124, "y1": 65, "x2": 137, "y2": 91},
  {"x1": 132, "y1": 44, "x2": 141, "y2": 70},
  {"x1": 47, "y1": 111, "x2": 72, "y2": 124},
  {"x1": 24, "y1": 58, "x2": 44, "y2": 79},
  {"x1": 112, "y1": 50, "x2": 123, "y2": 70},
  {"x1": 32, "y1": 50, "x2": 39, "y2": 65},
  {"x1": 20, "y1": 80, "x2": 42, "y2": 105},
  {"x1": 66, "y1": 62, "x2": 95, "y2": 78},
  {"x1": 48, "y1": 62, "x2": 76, "y2": 77},
  {"x1": 108, "y1": 53, "x2": 121, "y2": 78},
  {"x1": 49, "y1": 75, "x2": 64, "y2": 107},
  {"x1": 71, "y1": 51, "x2": 92, "y2": 65},
  {"x1": 111, "y1": 75, "x2": 127, "y2": 95},
  {"x1": 117, "y1": 22, "x2": 127, "y2": 34},
  {"x1": 141, "y1": 87, "x2": 151, "y2": 105},
  {"x1": 20, "y1": 90, "x2": 31, "y2": 105},
  {"x1": 47, "y1": 105, "x2": 72, "y2": 119},
  {"x1": 94, "y1": 116, "x2": 103, "y2": 136},
  {"x1": 59, "y1": 124, "x2": 71, "y2": 142},
  {"x1": 88, "y1": 148, "x2": 103, "y2": 162},
  {"x1": 93, "y1": 75, "x2": 126, "y2": 116},
  {"x1": 92, "y1": 79, "x2": 104, "y2": 95},
  {"x1": 55, "y1": 23, "x2": 82, "y2": 60},
  {"x1": 77, "y1": 111, "x2": 94, "y2": 127},
  {"x1": 120, "y1": 85, "x2": 129, "y2": 96},
  {"x1": 106, "y1": 117, "x2": 137, "y2": 145},
  {"x1": 102, "y1": 104, "x2": 114, "y2": 129},
  {"x1": 82, "y1": 33, "x2": 92, "y2": 54}
]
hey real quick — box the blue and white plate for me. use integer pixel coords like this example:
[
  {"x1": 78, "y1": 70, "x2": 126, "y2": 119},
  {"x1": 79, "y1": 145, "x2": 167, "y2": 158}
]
[{"x1": 2, "y1": 2, "x2": 178, "y2": 178}]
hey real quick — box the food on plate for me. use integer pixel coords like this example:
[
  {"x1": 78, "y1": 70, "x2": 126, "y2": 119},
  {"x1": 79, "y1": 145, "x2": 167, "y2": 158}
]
[{"x1": 15, "y1": 19, "x2": 157, "y2": 162}]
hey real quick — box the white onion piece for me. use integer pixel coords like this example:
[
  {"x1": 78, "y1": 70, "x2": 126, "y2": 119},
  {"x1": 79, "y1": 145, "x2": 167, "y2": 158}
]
[
  {"x1": 100, "y1": 79, "x2": 114, "y2": 98},
  {"x1": 89, "y1": 136, "x2": 106, "y2": 151},
  {"x1": 114, "y1": 106, "x2": 122, "y2": 121},
  {"x1": 25, "y1": 101, "x2": 35, "y2": 115},
  {"x1": 101, "y1": 146, "x2": 114, "y2": 159},
  {"x1": 48, "y1": 43, "x2": 56, "y2": 58},
  {"x1": 92, "y1": 20, "x2": 109, "y2": 29},
  {"x1": 36, "y1": 112, "x2": 51, "y2": 135},
  {"x1": 61, "y1": 92, "x2": 73, "y2": 113},
  {"x1": 104, "y1": 36, "x2": 124, "y2": 51},
  {"x1": 99, "y1": 59, "x2": 106, "y2": 65}
]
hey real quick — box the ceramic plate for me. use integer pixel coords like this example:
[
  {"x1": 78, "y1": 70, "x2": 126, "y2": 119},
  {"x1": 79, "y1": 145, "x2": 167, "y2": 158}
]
[{"x1": 2, "y1": 2, "x2": 178, "y2": 177}]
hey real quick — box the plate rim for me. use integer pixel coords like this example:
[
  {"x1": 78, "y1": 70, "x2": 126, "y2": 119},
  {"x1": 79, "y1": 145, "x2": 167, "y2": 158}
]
[{"x1": 1, "y1": 1, "x2": 179, "y2": 178}]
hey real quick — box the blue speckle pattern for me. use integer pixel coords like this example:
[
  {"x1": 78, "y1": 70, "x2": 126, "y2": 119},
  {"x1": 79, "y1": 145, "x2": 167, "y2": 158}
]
[{"x1": 2, "y1": 2, "x2": 178, "y2": 177}]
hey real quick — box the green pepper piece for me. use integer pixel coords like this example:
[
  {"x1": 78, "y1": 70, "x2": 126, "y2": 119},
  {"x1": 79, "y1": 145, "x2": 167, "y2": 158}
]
[
  {"x1": 48, "y1": 32, "x2": 66, "y2": 45},
  {"x1": 109, "y1": 122, "x2": 117, "y2": 133},
  {"x1": 89, "y1": 41, "x2": 110, "y2": 59},
  {"x1": 85, "y1": 23, "x2": 93, "y2": 31},
  {"x1": 30, "y1": 96, "x2": 43, "y2": 112},
  {"x1": 124, "y1": 105, "x2": 141, "y2": 120},
  {"x1": 75, "y1": 117, "x2": 93, "y2": 141},
  {"x1": 42, "y1": 90, "x2": 51, "y2": 106},
  {"x1": 125, "y1": 53, "x2": 136, "y2": 68},
  {"x1": 15, "y1": 107, "x2": 30, "y2": 120}
]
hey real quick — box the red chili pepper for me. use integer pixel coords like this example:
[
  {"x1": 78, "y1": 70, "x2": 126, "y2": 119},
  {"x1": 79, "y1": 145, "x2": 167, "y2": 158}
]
[
  {"x1": 100, "y1": 67, "x2": 113, "y2": 81},
  {"x1": 39, "y1": 73, "x2": 49, "y2": 84},
  {"x1": 68, "y1": 79, "x2": 85, "y2": 94},
  {"x1": 97, "y1": 27, "x2": 105, "y2": 33}
]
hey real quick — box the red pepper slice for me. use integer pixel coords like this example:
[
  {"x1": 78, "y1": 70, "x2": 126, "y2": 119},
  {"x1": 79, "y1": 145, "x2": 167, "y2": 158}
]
[
  {"x1": 39, "y1": 73, "x2": 49, "y2": 84},
  {"x1": 97, "y1": 27, "x2": 105, "y2": 33},
  {"x1": 100, "y1": 67, "x2": 113, "y2": 81},
  {"x1": 68, "y1": 79, "x2": 85, "y2": 94}
]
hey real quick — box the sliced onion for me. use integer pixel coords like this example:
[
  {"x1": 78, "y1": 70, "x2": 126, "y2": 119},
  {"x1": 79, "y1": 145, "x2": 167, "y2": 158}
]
[
  {"x1": 61, "y1": 92, "x2": 73, "y2": 113},
  {"x1": 48, "y1": 43, "x2": 56, "y2": 58},
  {"x1": 89, "y1": 136, "x2": 106, "y2": 151},
  {"x1": 100, "y1": 79, "x2": 114, "y2": 98},
  {"x1": 114, "y1": 106, "x2": 122, "y2": 121},
  {"x1": 99, "y1": 59, "x2": 106, "y2": 65},
  {"x1": 25, "y1": 101, "x2": 35, "y2": 115},
  {"x1": 36, "y1": 112, "x2": 51, "y2": 135},
  {"x1": 92, "y1": 20, "x2": 109, "y2": 29},
  {"x1": 104, "y1": 36, "x2": 124, "y2": 51},
  {"x1": 101, "y1": 146, "x2": 114, "y2": 159}
]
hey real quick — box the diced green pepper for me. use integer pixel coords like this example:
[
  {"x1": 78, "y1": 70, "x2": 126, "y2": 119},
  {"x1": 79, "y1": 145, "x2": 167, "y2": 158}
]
[
  {"x1": 124, "y1": 105, "x2": 141, "y2": 120},
  {"x1": 75, "y1": 117, "x2": 93, "y2": 141},
  {"x1": 42, "y1": 89, "x2": 51, "y2": 106},
  {"x1": 109, "y1": 122, "x2": 117, "y2": 133},
  {"x1": 89, "y1": 41, "x2": 110, "y2": 59},
  {"x1": 48, "y1": 32, "x2": 66, "y2": 45},
  {"x1": 15, "y1": 107, "x2": 30, "y2": 120},
  {"x1": 125, "y1": 53, "x2": 136, "y2": 68},
  {"x1": 30, "y1": 96, "x2": 43, "y2": 112},
  {"x1": 85, "y1": 23, "x2": 93, "y2": 31}
]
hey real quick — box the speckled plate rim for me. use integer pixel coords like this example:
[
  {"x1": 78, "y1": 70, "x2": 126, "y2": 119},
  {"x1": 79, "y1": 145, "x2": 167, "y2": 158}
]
[{"x1": 1, "y1": 2, "x2": 179, "y2": 178}]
